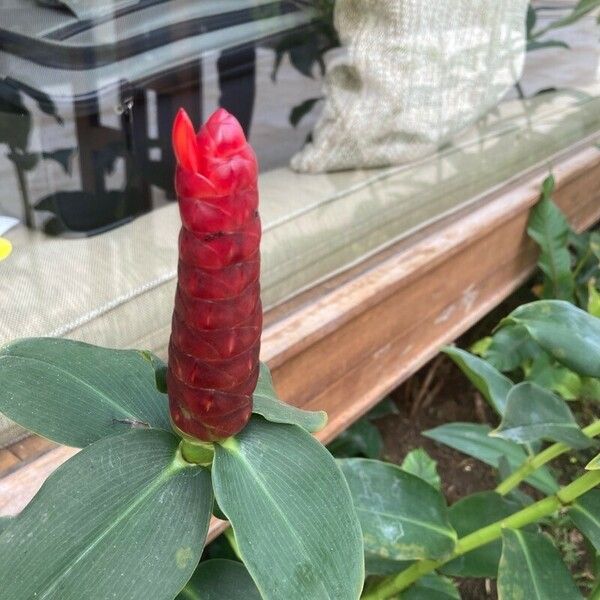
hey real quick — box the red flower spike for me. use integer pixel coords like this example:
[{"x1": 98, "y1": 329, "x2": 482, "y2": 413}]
[{"x1": 168, "y1": 108, "x2": 261, "y2": 442}]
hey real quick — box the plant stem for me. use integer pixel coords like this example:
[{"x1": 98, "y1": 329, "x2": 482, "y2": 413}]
[
  {"x1": 361, "y1": 470, "x2": 600, "y2": 600},
  {"x1": 179, "y1": 439, "x2": 215, "y2": 467},
  {"x1": 495, "y1": 420, "x2": 600, "y2": 496}
]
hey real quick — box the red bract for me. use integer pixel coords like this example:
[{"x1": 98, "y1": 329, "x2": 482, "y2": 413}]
[{"x1": 168, "y1": 108, "x2": 261, "y2": 442}]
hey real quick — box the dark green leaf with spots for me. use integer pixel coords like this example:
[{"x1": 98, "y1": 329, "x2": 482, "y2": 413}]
[
  {"x1": 0, "y1": 338, "x2": 170, "y2": 447},
  {"x1": 339, "y1": 458, "x2": 457, "y2": 561},
  {"x1": 497, "y1": 529, "x2": 582, "y2": 600}
]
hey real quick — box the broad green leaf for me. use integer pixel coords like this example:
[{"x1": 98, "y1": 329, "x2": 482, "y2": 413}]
[
  {"x1": 589, "y1": 280, "x2": 600, "y2": 317},
  {"x1": 526, "y1": 352, "x2": 582, "y2": 400},
  {"x1": 252, "y1": 363, "x2": 327, "y2": 433},
  {"x1": 212, "y1": 417, "x2": 364, "y2": 600},
  {"x1": 0, "y1": 430, "x2": 213, "y2": 600},
  {"x1": 497, "y1": 529, "x2": 583, "y2": 600},
  {"x1": 177, "y1": 559, "x2": 260, "y2": 600},
  {"x1": 0, "y1": 338, "x2": 170, "y2": 447},
  {"x1": 423, "y1": 423, "x2": 558, "y2": 494},
  {"x1": 328, "y1": 419, "x2": 383, "y2": 459},
  {"x1": 492, "y1": 382, "x2": 592, "y2": 449},
  {"x1": 569, "y1": 490, "x2": 600, "y2": 552},
  {"x1": 441, "y1": 492, "x2": 521, "y2": 578},
  {"x1": 403, "y1": 574, "x2": 460, "y2": 600},
  {"x1": 588, "y1": 453, "x2": 600, "y2": 470},
  {"x1": 364, "y1": 555, "x2": 411, "y2": 576},
  {"x1": 444, "y1": 346, "x2": 513, "y2": 415},
  {"x1": 500, "y1": 301, "x2": 600, "y2": 378},
  {"x1": 527, "y1": 194, "x2": 575, "y2": 301},
  {"x1": 339, "y1": 458, "x2": 457, "y2": 561},
  {"x1": 480, "y1": 325, "x2": 542, "y2": 372},
  {"x1": 140, "y1": 350, "x2": 168, "y2": 393},
  {"x1": 401, "y1": 448, "x2": 442, "y2": 490}
]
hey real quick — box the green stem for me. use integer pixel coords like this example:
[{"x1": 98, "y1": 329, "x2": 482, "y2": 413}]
[
  {"x1": 495, "y1": 420, "x2": 600, "y2": 496},
  {"x1": 179, "y1": 439, "x2": 215, "y2": 467},
  {"x1": 362, "y1": 470, "x2": 600, "y2": 600}
]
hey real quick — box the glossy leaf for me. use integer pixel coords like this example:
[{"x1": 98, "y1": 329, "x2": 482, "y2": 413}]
[
  {"x1": 479, "y1": 324, "x2": 542, "y2": 372},
  {"x1": 569, "y1": 490, "x2": 600, "y2": 552},
  {"x1": 401, "y1": 448, "x2": 441, "y2": 490},
  {"x1": 328, "y1": 419, "x2": 383, "y2": 459},
  {"x1": 0, "y1": 338, "x2": 170, "y2": 447},
  {"x1": 500, "y1": 301, "x2": 600, "y2": 378},
  {"x1": 212, "y1": 417, "x2": 364, "y2": 600},
  {"x1": 444, "y1": 346, "x2": 513, "y2": 415},
  {"x1": 176, "y1": 559, "x2": 260, "y2": 600},
  {"x1": 252, "y1": 363, "x2": 327, "y2": 433},
  {"x1": 588, "y1": 453, "x2": 600, "y2": 470},
  {"x1": 441, "y1": 492, "x2": 521, "y2": 578},
  {"x1": 527, "y1": 192, "x2": 574, "y2": 301},
  {"x1": 339, "y1": 458, "x2": 457, "y2": 561},
  {"x1": 0, "y1": 430, "x2": 213, "y2": 600},
  {"x1": 424, "y1": 423, "x2": 558, "y2": 494},
  {"x1": 364, "y1": 555, "x2": 411, "y2": 576},
  {"x1": 403, "y1": 574, "x2": 460, "y2": 600},
  {"x1": 492, "y1": 381, "x2": 592, "y2": 449},
  {"x1": 497, "y1": 529, "x2": 582, "y2": 600}
]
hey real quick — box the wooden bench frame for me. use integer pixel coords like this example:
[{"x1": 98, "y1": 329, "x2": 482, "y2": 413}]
[{"x1": 2, "y1": 138, "x2": 600, "y2": 543}]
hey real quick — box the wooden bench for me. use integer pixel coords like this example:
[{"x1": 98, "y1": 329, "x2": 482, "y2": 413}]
[{"x1": 2, "y1": 137, "x2": 600, "y2": 543}]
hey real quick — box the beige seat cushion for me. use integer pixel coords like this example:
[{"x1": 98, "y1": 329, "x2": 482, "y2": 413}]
[{"x1": 2, "y1": 82, "x2": 600, "y2": 447}]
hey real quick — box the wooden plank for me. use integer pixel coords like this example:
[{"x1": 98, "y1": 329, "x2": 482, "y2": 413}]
[
  {"x1": 0, "y1": 446, "x2": 78, "y2": 516},
  {"x1": 1, "y1": 143, "x2": 600, "y2": 545}
]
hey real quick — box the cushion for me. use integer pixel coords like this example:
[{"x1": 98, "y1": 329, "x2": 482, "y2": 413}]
[{"x1": 291, "y1": 0, "x2": 529, "y2": 172}]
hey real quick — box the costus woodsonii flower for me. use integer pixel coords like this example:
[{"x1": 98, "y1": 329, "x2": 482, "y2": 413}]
[{"x1": 168, "y1": 108, "x2": 261, "y2": 442}]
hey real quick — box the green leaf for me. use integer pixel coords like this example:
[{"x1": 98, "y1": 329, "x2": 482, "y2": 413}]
[
  {"x1": 0, "y1": 430, "x2": 213, "y2": 600},
  {"x1": 546, "y1": 0, "x2": 600, "y2": 30},
  {"x1": 212, "y1": 417, "x2": 364, "y2": 600},
  {"x1": 569, "y1": 490, "x2": 600, "y2": 552},
  {"x1": 497, "y1": 529, "x2": 583, "y2": 600},
  {"x1": 501, "y1": 300, "x2": 600, "y2": 378},
  {"x1": 403, "y1": 574, "x2": 460, "y2": 600},
  {"x1": 0, "y1": 517, "x2": 12, "y2": 534},
  {"x1": 526, "y1": 352, "x2": 582, "y2": 400},
  {"x1": 492, "y1": 381, "x2": 592, "y2": 449},
  {"x1": 423, "y1": 423, "x2": 558, "y2": 494},
  {"x1": 328, "y1": 419, "x2": 383, "y2": 459},
  {"x1": 527, "y1": 194, "x2": 575, "y2": 301},
  {"x1": 401, "y1": 448, "x2": 442, "y2": 490},
  {"x1": 444, "y1": 346, "x2": 513, "y2": 415},
  {"x1": 588, "y1": 454, "x2": 600, "y2": 470},
  {"x1": 441, "y1": 492, "x2": 521, "y2": 578},
  {"x1": 252, "y1": 363, "x2": 327, "y2": 433},
  {"x1": 0, "y1": 338, "x2": 170, "y2": 447},
  {"x1": 177, "y1": 559, "x2": 260, "y2": 600},
  {"x1": 140, "y1": 350, "x2": 168, "y2": 393},
  {"x1": 481, "y1": 325, "x2": 542, "y2": 372},
  {"x1": 364, "y1": 555, "x2": 411, "y2": 576},
  {"x1": 589, "y1": 280, "x2": 600, "y2": 317},
  {"x1": 339, "y1": 458, "x2": 457, "y2": 561}
]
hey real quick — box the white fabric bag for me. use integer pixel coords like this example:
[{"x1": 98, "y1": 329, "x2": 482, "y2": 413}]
[{"x1": 291, "y1": 0, "x2": 529, "y2": 172}]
